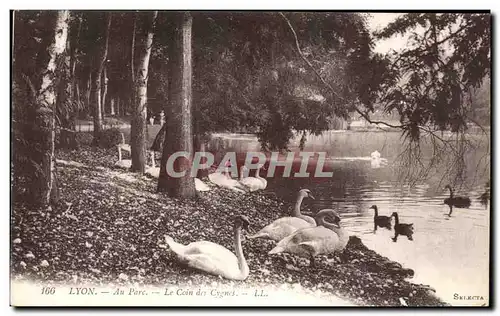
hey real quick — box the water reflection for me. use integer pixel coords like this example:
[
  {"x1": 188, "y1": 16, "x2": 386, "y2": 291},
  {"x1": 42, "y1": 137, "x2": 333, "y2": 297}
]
[{"x1": 208, "y1": 131, "x2": 490, "y2": 305}]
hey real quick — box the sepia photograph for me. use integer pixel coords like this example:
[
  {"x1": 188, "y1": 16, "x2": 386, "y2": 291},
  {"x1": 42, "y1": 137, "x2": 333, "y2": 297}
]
[{"x1": 10, "y1": 9, "x2": 491, "y2": 307}]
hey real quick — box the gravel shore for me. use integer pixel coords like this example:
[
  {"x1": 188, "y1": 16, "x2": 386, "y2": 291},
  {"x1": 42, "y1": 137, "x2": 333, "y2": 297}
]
[{"x1": 11, "y1": 146, "x2": 449, "y2": 307}]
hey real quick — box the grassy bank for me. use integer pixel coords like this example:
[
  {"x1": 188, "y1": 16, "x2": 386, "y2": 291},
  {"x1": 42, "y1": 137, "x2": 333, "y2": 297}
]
[{"x1": 11, "y1": 146, "x2": 448, "y2": 306}]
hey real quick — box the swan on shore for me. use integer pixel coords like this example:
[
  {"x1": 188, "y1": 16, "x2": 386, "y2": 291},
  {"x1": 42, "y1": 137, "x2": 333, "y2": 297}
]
[
  {"x1": 249, "y1": 189, "x2": 316, "y2": 241},
  {"x1": 114, "y1": 143, "x2": 132, "y2": 169},
  {"x1": 145, "y1": 151, "x2": 210, "y2": 192},
  {"x1": 208, "y1": 161, "x2": 247, "y2": 193},
  {"x1": 145, "y1": 151, "x2": 160, "y2": 178},
  {"x1": 268, "y1": 209, "x2": 349, "y2": 267},
  {"x1": 162, "y1": 215, "x2": 251, "y2": 280},
  {"x1": 239, "y1": 165, "x2": 267, "y2": 192}
]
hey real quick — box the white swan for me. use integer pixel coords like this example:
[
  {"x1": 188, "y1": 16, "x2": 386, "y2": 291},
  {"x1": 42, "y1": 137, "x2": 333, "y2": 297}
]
[
  {"x1": 114, "y1": 133, "x2": 132, "y2": 169},
  {"x1": 114, "y1": 137, "x2": 132, "y2": 169},
  {"x1": 194, "y1": 178, "x2": 210, "y2": 192},
  {"x1": 254, "y1": 163, "x2": 267, "y2": 189},
  {"x1": 269, "y1": 209, "x2": 349, "y2": 267},
  {"x1": 163, "y1": 215, "x2": 250, "y2": 280},
  {"x1": 370, "y1": 150, "x2": 388, "y2": 169},
  {"x1": 208, "y1": 161, "x2": 230, "y2": 183},
  {"x1": 248, "y1": 189, "x2": 317, "y2": 241},
  {"x1": 144, "y1": 151, "x2": 210, "y2": 192},
  {"x1": 145, "y1": 151, "x2": 160, "y2": 178},
  {"x1": 208, "y1": 163, "x2": 247, "y2": 193},
  {"x1": 239, "y1": 166, "x2": 265, "y2": 192}
]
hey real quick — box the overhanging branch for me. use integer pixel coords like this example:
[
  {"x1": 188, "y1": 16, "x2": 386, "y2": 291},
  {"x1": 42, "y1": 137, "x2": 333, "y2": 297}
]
[{"x1": 278, "y1": 12, "x2": 405, "y2": 130}]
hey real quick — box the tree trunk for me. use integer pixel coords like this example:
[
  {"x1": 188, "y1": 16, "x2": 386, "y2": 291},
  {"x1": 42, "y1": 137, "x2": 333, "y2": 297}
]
[
  {"x1": 131, "y1": 11, "x2": 158, "y2": 172},
  {"x1": 131, "y1": 12, "x2": 136, "y2": 88},
  {"x1": 110, "y1": 97, "x2": 115, "y2": 115},
  {"x1": 32, "y1": 10, "x2": 69, "y2": 207},
  {"x1": 70, "y1": 15, "x2": 82, "y2": 107},
  {"x1": 116, "y1": 96, "x2": 120, "y2": 116},
  {"x1": 57, "y1": 20, "x2": 76, "y2": 149},
  {"x1": 151, "y1": 122, "x2": 166, "y2": 152},
  {"x1": 157, "y1": 12, "x2": 196, "y2": 198},
  {"x1": 75, "y1": 82, "x2": 80, "y2": 109},
  {"x1": 128, "y1": 12, "x2": 137, "y2": 120},
  {"x1": 85, "y1": 71, "x2": 91, "y2": 114},
  {"x1": 101, "y1": 64, "x2": 108, "y2": 118},
  {"x1": 91, "y1": 66, "x2": 103, "y2": 139},
  {"x1": 91, "y1": 13, "x2": 111, "y2": 145},
  {"x1": 121, "y1": 97, "x2": 125, "y2": 116}
]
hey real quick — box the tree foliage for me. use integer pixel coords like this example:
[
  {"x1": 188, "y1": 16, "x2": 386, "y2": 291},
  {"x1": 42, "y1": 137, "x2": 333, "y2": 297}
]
[
  {"x1": 375, "y1": 13, "x2": 490, "y2": 140},
  {"x1": 182, "y1": 12, "x2": 391, "y2": 150}
]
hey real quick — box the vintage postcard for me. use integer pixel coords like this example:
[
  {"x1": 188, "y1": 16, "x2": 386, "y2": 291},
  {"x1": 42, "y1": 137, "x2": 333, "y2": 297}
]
[{"x1": 10, "y1": 10, "x2": 491, "y2": 307}]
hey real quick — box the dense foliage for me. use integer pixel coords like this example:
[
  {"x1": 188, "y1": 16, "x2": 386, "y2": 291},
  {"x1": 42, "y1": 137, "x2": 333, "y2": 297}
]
[{"x1": 186, "y1": 12, "x2": 392, "y2": 150}]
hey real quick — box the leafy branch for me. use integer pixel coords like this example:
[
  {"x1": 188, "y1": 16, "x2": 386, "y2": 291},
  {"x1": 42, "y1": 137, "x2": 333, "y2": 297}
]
[
  {"x1": 279, "y1": 12, "x2": 489, "y2": 187},
  {"x1": 278, "y1": 12, "x2": 405, "y2": 130}
]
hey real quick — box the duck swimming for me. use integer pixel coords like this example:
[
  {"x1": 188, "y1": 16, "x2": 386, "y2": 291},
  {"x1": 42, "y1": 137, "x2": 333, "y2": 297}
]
[
  {"x1": 391, "y1": 212, "x2": 414, "y2": 242},
  {"x1": 369, "y1": 205, "x2": 392, "y2": 232},
  {"x1": 444, "y1": 184, "x2": 471, "y2": 216},
  {"x1": 479, "y1": 180, "x2": 490, "y2": 209}
]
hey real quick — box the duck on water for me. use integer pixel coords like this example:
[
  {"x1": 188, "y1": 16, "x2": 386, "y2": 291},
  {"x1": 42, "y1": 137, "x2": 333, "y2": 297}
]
[
  {"x1": 369, "y1": 205, "x2": 392, "y2": 232},
  {"x1": 479, "y1": 180, "x2": 490, "y2": 209},
  {"x1": 391, "y1": 212, "x2": 414, "y2": 242},
  {"x1": 444, "y1": 185, "x2": 471, "y2": 216}
]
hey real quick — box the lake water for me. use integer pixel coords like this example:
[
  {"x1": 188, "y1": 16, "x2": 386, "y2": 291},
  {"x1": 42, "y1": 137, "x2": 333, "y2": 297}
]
[{"x1": 207, "y1": 130, "x2": 491, "y2": 306}]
